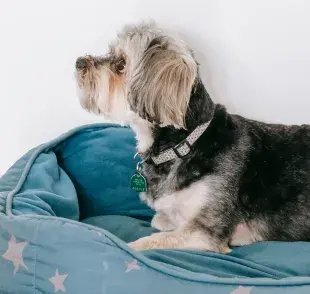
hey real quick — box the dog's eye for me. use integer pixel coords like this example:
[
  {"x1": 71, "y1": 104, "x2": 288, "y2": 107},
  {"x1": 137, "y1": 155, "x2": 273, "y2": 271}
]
[{"x1": 116, "y1": 59, "x2": 126, "y2": 73}]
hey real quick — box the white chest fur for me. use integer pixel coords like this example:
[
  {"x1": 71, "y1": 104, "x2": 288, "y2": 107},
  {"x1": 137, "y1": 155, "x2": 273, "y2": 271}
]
[
  {"x1": 129, "y1": 112, "x2": 154, "y2": 153},
  {"x1": 146, "y1": 179, "x2": 259, "y2": 247},
  {"x1": 151, "y1": 180, "x2": 212, "y2": 229},
  {"x1": 129, "y1": 116, "x2": 256, "y2": 244}
]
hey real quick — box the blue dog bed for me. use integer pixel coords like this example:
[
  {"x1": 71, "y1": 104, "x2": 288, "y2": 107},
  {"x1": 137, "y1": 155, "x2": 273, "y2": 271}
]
[{"x1": 1, "y1": 124, "x2": 310, "y2": 294}]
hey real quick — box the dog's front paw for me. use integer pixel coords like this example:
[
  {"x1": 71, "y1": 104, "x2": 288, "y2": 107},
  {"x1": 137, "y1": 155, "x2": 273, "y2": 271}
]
[
  {"x1": 128, "y1": 236, "x2": 154, "y2": 251},
  {"x1": 128, "y1": 232, "x2": 175, "y2": 251}
]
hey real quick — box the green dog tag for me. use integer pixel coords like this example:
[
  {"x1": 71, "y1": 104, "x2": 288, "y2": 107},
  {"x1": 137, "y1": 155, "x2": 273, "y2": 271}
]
[{"x1": 130, "y1": 173, "x2": 147, "y2": 192}]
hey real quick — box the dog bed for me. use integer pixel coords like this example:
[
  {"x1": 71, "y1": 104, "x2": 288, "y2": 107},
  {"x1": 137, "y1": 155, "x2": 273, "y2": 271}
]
[{"x1": 1, "y1": 124, "x2": 310, "y2": 294}]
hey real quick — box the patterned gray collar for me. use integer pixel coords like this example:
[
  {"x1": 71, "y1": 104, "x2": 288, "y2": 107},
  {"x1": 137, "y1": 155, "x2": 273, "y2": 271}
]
[{"x1": 151, "y1": 121, "x2": 211, "y2": 165}]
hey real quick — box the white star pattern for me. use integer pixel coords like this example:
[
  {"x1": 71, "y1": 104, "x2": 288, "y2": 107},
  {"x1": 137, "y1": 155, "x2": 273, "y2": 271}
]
[
  {"x1": 125, "y1": 259, "x2": 140, "y2": 273},
  {"x1": 102, "y1": 260, "x2": 109, "y2": 271},
  {"x1": 49, "y1": 269, "x2": 68, "y2": 293},
  {"x1": 231, "y1": 286, "x2": 254, "y2": 294},
  {"x1": 2, "y1": 235, "x2": 28, "y2": 275}
]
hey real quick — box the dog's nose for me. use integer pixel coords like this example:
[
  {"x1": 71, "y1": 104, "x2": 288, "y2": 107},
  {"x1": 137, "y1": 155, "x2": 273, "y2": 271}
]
[{"x1": 76, "y1": 56, "x2": 89, "y2": 69}]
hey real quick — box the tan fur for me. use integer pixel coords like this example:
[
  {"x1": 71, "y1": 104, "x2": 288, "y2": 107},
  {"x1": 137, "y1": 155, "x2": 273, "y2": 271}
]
[
  {"x1": 76, "y1": 58, "x2": 127, "y2": 119},
  {"x1": 128, "y1": 226, "x2": 231, "y2": 253},
  {"x1": 75, "y1": 21, "x2": 236, "y2": 254},
  {"x1": 75, "y1": 21, "x2": 196, "y2": 129},
  {"x1": 128, "y1": 40, "x2": 197, "y2": 129}
]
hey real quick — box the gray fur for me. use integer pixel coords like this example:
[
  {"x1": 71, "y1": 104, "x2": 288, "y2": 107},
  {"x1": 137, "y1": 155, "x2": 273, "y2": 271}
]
[{"x1": 75, "y1": 21, "x2": 310, "y2": 253}]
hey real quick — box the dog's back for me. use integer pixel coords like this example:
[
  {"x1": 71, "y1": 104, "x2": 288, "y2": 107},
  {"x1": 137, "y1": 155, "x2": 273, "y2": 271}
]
[{"x1": 236, "y1": 116, "x2": 310, "y2": 241}]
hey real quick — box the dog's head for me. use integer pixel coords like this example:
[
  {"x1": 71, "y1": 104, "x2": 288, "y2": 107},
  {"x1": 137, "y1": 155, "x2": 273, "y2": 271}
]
[{"x1": 75, "y1": 21, "x2": 197, "y2": 128}]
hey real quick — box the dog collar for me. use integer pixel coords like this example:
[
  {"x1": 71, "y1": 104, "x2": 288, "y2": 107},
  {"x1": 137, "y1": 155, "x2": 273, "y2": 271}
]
[{"x1": 151, "y1": 121, "x2": 211, "y2": 165}]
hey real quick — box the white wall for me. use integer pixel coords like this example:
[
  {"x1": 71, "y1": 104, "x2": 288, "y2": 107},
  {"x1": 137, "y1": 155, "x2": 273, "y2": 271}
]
[{"x1": 1, "y1": 0, "x2": 310, "y2": 173}]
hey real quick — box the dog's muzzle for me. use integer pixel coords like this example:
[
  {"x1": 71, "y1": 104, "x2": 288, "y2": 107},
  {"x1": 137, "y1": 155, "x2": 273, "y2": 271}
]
[{"x1": 76, "y1": 55, "x2": 93, "y2": 70}]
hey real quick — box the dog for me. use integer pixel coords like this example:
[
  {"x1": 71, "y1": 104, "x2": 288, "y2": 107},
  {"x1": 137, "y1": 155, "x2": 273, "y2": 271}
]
[{"x1": 75, "y1": 21, "x2": 310, "y2": 254}]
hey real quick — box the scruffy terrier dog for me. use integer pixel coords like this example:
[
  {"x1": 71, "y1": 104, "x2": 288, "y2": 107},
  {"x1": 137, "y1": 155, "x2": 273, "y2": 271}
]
[{"x1": 75, "y1": 21, "x2": 310, "y2": 254}]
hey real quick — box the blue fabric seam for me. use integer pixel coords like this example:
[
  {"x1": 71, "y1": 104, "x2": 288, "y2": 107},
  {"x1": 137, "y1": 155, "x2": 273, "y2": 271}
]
[{"x1": 185, "y1": 253, "x2": 285, "y2": 279}]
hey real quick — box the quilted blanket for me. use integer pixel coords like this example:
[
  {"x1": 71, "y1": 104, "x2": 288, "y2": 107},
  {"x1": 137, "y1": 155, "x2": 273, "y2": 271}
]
[{"x1": 1, "y1": 124, "x2": 310, "y2": 293}]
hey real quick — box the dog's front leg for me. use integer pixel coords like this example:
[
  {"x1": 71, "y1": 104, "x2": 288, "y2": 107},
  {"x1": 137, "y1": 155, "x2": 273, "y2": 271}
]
[
  {"x1": 151, "y1": 212, "x2": 177, "y2": 232},
  {"x1": 128, "y1": 221, "x2": 231, "y2": 254}
]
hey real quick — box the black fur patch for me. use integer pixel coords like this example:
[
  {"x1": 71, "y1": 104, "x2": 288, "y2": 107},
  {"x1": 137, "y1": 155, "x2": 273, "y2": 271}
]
[{"x1": 141, "y1": 77, "x2": 310, "y2": 243}]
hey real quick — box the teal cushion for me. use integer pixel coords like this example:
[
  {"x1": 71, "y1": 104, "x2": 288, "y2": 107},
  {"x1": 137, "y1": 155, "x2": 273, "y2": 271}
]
[{"x1": 1, "y1": 123, "x2": 310, "y2": 294}]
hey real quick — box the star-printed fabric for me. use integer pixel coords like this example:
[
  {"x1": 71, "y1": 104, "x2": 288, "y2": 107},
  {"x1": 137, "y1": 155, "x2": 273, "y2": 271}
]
[{"x1": 1, "y1": 124, "x2": 310, "y2": 294}]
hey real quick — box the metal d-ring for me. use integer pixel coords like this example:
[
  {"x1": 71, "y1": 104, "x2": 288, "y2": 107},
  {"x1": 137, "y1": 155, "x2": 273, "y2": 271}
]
[
  {"x1": 134, "y1": 152, "x2": 145, "y2": 174},
  {"x1": 134, "y1": 152, "x2": 141, "y2": 161},
  {"x1": 134, "y1": 152, "x2": 146, "y2": 164},
  {"x1": 136, "y1": 162, "x2": 143, "y2": 174}
]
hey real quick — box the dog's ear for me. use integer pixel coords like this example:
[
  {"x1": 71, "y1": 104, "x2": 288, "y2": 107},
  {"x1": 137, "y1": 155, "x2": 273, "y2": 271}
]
[{"x1": 128, "y1": 37, "x2": 197, "y2": 129}]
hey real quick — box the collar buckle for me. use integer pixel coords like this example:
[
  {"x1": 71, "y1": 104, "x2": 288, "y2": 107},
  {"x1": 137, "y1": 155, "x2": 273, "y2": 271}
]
[
  {"x1": 173, "y1": 139, "x2": 191, "y2": 158},
  {"x1": 150, "y1": 120, "x2": 211, "y2": 166}
]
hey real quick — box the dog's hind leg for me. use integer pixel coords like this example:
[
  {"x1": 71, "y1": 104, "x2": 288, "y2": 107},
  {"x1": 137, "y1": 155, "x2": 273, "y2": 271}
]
[{"x1": 230, "y1": 223, "x2": 256, "y2": 246}]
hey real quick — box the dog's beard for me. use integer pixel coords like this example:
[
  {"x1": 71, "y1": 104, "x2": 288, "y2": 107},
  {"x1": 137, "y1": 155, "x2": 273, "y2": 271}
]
[{"x1": 76, "y1": 66, "x2": 129, "y2": 123}]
